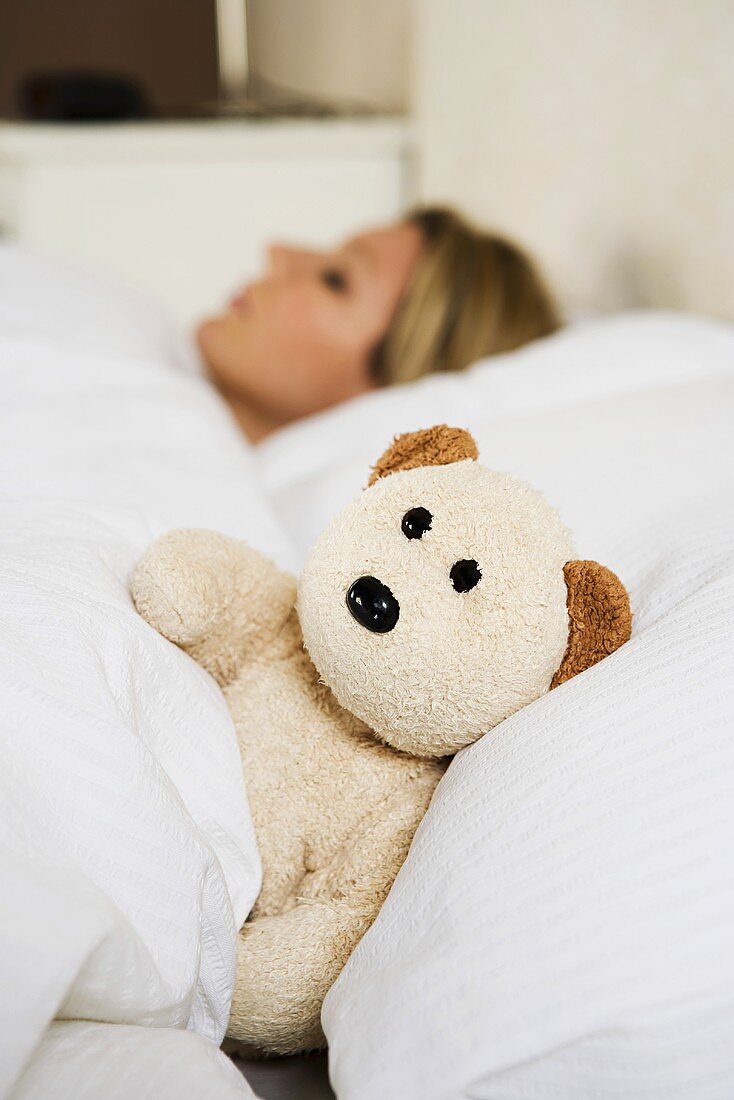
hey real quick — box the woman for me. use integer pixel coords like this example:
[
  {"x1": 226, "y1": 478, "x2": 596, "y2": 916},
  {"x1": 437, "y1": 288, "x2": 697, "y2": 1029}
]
[{"x1": 197, "y1": 206, "x2": 560, "y2": 443}]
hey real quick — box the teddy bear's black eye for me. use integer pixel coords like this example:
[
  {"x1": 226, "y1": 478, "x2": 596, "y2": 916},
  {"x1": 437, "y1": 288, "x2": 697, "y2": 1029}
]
[
  {"x1": 451, "y1": 559, "x2": 482, "y2": 592},
  {"x1": 402, "y1": 507, "x2": 433, "y2": 540}
]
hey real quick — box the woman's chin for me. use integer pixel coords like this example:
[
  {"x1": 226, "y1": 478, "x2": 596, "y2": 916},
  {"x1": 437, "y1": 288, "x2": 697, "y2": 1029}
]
[
  {"x1": 195, "y1": 316, "x2": 244, "y2": 388},
  {"x1": 194, "y1": 315, "x2": 222, "y2": 358}
]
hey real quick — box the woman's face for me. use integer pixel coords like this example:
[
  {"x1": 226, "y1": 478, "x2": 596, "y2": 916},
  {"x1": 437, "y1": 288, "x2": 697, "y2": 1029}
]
[{"x1": 197, "y1": 221, "x2": 423, "y2": 425}]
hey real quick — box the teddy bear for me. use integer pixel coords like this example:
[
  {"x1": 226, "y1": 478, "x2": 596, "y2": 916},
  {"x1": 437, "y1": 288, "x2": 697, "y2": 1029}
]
[{"x1": 131, "y1": 424, "x2": 631, "y2": 1057}]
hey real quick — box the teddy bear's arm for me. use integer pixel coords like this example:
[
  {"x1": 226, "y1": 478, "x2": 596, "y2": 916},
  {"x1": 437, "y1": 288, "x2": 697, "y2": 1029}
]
[
  {"x1": 228, "y1": 770, "x2": 440, "y2": 1055},
  {"x1": 131, "y1": 528, "x2": 296, "y2": 685}
]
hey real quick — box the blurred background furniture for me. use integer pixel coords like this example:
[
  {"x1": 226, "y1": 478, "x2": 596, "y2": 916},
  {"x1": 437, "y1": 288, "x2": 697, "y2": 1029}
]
[
  {"x1": 0, "y1": 0, "x2": 411, "y2": 328},
  {"x1": 0, "y1": 0, "x2": 409, "y2": 120},
  {"x1": 0, "y1": 118, "x2": 410, "y2": 327}
]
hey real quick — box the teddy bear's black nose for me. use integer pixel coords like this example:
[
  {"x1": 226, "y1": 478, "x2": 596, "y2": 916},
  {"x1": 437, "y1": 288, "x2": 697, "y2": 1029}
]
[{"x1": 346, "y1": 576, "x2": 400, "y2": 634}]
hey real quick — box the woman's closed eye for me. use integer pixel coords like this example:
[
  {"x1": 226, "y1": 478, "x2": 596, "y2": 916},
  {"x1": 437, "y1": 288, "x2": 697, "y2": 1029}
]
[{"x1": 321, "y1": 267, "x2": 349, "y2": 293}]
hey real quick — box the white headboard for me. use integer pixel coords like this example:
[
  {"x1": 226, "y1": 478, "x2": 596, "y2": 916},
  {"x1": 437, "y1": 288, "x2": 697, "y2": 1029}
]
[{"x1": 413, "y1": 0, "x2": 734, "y2": 320}]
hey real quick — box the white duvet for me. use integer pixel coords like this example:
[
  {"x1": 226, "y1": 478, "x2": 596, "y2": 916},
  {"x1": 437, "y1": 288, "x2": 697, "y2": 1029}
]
[
  {"x1": 2, "y1": 245, "x2": 734, "y2": 1099},
  {"x1": 0, "y1": 248, "x2": 288, "y2": 1099}
]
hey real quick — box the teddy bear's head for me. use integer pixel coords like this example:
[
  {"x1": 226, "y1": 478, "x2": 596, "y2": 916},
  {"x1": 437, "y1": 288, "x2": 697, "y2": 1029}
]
[{"x1": 298, "y1": 425, "x2": 631, "y2": 758}]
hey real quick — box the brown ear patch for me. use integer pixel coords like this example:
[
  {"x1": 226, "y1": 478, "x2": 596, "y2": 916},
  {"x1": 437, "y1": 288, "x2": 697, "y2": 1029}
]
[
  {"x1": 551, "y1": 560, "x2": 632, "y2": 689},
  {"x1": 368, "y1": 425, "x2": 478, "y2": 486}
]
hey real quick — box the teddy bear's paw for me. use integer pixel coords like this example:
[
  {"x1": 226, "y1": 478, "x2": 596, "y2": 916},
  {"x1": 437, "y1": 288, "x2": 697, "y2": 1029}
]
[
  {"x1": 228, "y1": 904, "x2": 364, "y2": 1056},
  {"x1": 131, "y1": 529, "x2": 229, "y2": 646},
  {"x1": 225, "y1": 1007, "x2": 325, "y2": 1059},
  {"x1": 221, "y1": 1035, "x2": 300, "y2": 1062},
  {"x1": 228, "y1": 934, "x2": 327, "y2": 1055}
]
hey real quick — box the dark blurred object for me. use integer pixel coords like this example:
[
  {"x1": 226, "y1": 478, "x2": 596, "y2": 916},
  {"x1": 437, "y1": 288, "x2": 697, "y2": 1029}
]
[
  {"x1": 19, "y1": 73, "x2": 150, "y2": 122},
  {"x1": 0, "y1": 0, "x2": 219, "y2": 120}
]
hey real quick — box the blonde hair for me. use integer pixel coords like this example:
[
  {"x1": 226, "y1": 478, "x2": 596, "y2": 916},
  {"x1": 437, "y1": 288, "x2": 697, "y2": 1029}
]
[{"x1": 371, "y1": 206, "x2": 561, "y2": 386}]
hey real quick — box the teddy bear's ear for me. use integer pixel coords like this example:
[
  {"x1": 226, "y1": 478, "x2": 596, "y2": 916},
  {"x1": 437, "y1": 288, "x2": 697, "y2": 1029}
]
[
  {"x1": 368, "y1": 424, "x2": 478, "y2": 486},
  {"x1": 551, "y1": 561, "x2": 632, "y2": 689}
]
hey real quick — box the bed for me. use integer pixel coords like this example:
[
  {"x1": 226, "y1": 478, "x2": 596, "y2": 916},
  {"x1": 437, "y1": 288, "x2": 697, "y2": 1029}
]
[{"x1": 1, "y1": 243, "x2": 733, "y2": 1099}]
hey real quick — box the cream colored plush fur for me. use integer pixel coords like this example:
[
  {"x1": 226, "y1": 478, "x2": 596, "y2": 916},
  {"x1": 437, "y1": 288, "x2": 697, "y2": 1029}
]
[
  {"x1": 300, "y1": 460, "x2": 572, "y2": 757},
  {"x1": 130, "y1": 428, "x2": 627, "y2": 1057}
]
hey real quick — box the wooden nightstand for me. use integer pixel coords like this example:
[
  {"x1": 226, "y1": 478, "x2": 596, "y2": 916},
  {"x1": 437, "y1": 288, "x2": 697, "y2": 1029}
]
[{"x1": 0, "y1": 118, "x2": 412, "y2": 328}]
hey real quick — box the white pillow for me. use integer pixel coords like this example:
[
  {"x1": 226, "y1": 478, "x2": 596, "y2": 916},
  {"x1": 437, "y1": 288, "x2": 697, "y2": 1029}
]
[
  {"x1": 256, "y1": 312, "x2": 734, "y2": 1098},
  {"x1": 256, "y1": 311, "x2": 734, "y2": 565},
  {"x1": 0, "y1": 246, "x2": 291, "y2": 1096},
  {"x1": 0, "y1": 243, "x2": 190, "y2": 362}
]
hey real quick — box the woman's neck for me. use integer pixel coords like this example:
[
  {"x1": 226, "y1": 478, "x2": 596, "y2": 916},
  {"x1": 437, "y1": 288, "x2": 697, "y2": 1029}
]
[{"x1": 218, "y1": 387, "x2": 289, "y2": 444}]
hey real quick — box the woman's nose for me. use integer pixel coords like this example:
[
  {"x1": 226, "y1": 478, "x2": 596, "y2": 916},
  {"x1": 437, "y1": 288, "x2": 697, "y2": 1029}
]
[{"x1": 266, "y1": 244, "x2": 288, "y2": 275}]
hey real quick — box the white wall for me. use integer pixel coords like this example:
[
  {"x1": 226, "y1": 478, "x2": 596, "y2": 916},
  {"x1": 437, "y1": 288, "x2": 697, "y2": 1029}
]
[{"x1": 412, "y1": 0, "x2": 734, "y2": 319}]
